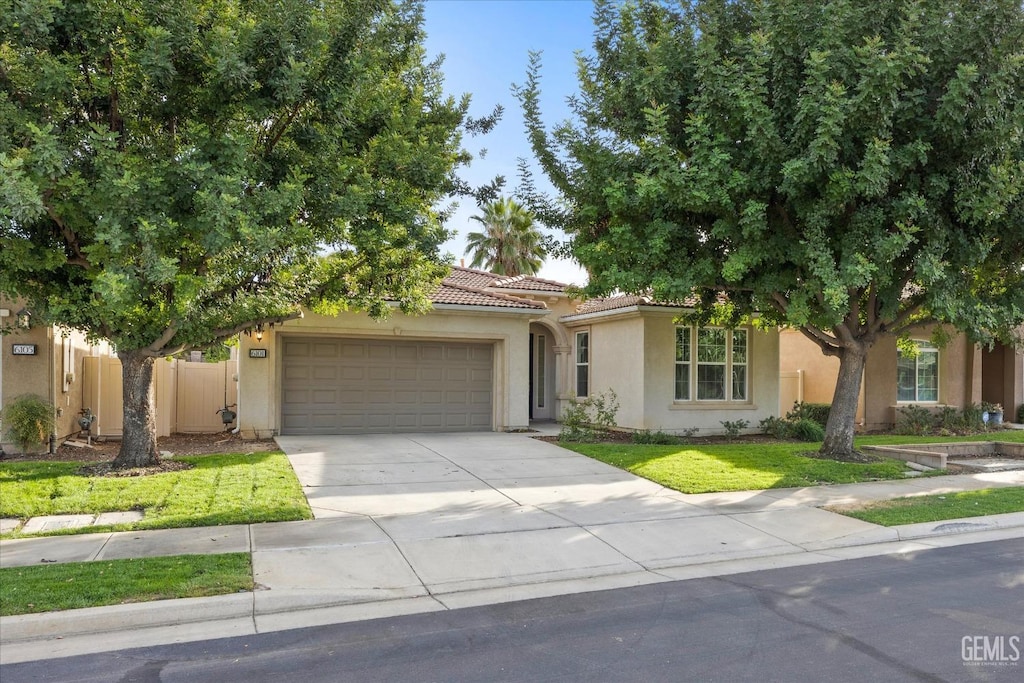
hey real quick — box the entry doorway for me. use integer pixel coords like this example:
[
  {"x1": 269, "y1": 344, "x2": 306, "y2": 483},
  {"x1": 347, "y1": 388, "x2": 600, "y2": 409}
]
[{"x1": 529, "y1": 324, "x2": 556, "y2": 421}]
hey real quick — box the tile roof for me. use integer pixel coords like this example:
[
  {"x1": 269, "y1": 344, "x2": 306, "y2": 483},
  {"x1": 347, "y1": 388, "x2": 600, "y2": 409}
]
[
  {"x1": 443, "y1": 267, "x2": 569, "y2": 293},
  {"x1": 490, "y1": 274, "x2": 568, "y2": 293},
  {"x1": 443, "y1": 267, "x2": 502, "y2": 289},
  {"x1": 430, "y1": 282, "x2": 546, "y2": 310},
  {"x1": 567, "y1": 294, "x2": 695, "y2": 317}
]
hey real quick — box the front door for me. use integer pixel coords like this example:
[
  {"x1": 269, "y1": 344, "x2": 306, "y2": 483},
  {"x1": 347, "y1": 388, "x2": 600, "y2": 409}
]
[{"x1": 529, "y1": 326, "x2": 554, "y2": 421}]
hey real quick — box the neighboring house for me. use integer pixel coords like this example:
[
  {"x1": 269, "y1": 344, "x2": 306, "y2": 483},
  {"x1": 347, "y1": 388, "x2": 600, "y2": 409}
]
[
  {"x1": 1, "y1": 296, "x2": 238, "y2": 447},
  {"x1": 0, "y1": 296, "x2": 94, "y2": 446},
  {"x1": 779, "y1": 326, "x2": 1024, "y2": 431},
  {"x1": 237, "y1": 267, "x2": 781, "y2": 436}
]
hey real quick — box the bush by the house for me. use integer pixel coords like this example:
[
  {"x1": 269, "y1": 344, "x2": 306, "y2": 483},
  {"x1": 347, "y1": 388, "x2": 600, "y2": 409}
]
[
  {"x1": 631, "y1": 429, "x2": 682, "y2": 445},
  {"x1": 786, "y1": 401, "x2": 831, "y2": 427},
  {"x1": 1018, "y1": 404, "x2": 1024, "y2": 424},
  {"x1": 0, "y1": 394, "x2": 55, "y2": 453},
  {"x1": 758, "y1": 415, "x2": 791, "y2": 440},
  {"x1": 895, "y1": 405, "x2": 934, "y2": 436},
  {"x1": 789, "y1": 418, "x2": 825, "y2": 442},
  {"x1": 720, "y1": 419, "x2": 750, "y2": 440},
  {"x1": 897, "y1": 403, "x2": 989, "y2": 436},
  {"x1": 558, "y1": 389, "x2": 620, "y2": 442},
  {"x1": 758, "y1": 413, "x2": 824, "y2": 442}
]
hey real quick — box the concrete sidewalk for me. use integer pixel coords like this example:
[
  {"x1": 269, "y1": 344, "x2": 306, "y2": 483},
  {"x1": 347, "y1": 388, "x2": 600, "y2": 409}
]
[{"x1": 2, "y1": 432, "x2": 1023, "y2": 664}]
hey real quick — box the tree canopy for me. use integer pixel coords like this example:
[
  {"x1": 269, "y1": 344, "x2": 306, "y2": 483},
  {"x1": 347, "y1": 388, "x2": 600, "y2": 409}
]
[
  {"x1": 464, "y1": 196, "x2": 546, "y2": 276},
  {"x1": 518, "y1": 0, "x2": 1024, "y2": 456},
  {"x1": 0, "y1": 0, "x2": 496, "y2": 465}
]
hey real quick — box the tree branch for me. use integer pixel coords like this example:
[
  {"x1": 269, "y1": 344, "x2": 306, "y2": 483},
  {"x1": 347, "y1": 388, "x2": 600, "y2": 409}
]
[{"x1": 798, "y1": 324, "x2": 842, "y2": 357}]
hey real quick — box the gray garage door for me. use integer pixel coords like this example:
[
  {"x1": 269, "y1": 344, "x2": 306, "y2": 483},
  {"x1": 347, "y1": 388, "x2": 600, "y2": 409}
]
[{"x1": 280, "y1": 337, "x2": 493, "y2": 435}]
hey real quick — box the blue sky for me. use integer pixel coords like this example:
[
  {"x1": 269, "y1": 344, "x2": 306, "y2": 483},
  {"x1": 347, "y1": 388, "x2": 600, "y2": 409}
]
[{"x1": 422, "y1": 0, "x2": 596, "y2": 285}]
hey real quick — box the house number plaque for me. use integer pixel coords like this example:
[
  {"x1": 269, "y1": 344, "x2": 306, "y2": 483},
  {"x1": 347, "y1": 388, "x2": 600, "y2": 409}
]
[
  {"x1": 12, "y1": 344, "x2": 37, "y2": 355},
  {"x1": 249, "y1": 349, "x2": 268, "y2": 358}
]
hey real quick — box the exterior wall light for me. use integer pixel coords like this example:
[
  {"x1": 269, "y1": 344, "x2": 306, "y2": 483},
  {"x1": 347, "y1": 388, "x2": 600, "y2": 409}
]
[{"x1": 15, "y1": 308, "x2": 32, "y2": 329}]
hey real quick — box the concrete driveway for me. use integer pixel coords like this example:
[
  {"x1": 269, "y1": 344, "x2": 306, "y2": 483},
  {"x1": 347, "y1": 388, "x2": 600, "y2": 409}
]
[{"x1": 267, "y1": 432, "x2": 897, "y2": 621}]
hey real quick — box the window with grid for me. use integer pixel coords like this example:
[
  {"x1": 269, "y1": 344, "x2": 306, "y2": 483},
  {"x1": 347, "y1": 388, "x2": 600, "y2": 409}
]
[
  {"x1": 575, "y1": 331, "x2": 589, "y2": 397},
  {"x1": 897, "y1": 341, "x2": 938, "y2": 402},
  {"x1": 675, "y1": 327, "x2": 749, "y2": 402}
]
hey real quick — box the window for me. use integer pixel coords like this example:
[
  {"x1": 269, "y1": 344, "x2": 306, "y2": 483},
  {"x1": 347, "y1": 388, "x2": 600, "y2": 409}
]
[
  {"x1": 575, "y1": 331, "x2": 589, "y2": 397},
  {"x1": 675, "y1": 327, "x2": 690, "y2": 400},
  {"x1": 898, "y1": 341, "x2": 938, "y2": 402},
  {"x1": 675, "y1": 327, "x2": 749, "y2": 402}
]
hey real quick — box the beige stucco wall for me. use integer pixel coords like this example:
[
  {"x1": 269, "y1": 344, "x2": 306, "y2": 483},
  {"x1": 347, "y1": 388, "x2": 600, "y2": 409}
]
[
  {"x1": 586, "y1": 316, "x2": 645, "y2": 428},
  {"x1": 564, "y1": 310, "x2": 779, "y2": 435},
  {"x1": 863, "y1": 324, "x2": 978, "y2": 430},
  {"x1": 641, "y1": 315, "x2": 779, "y2": 433},
  {"x1": 1, "y1": 297, "x2": 98, "y2": 445},
  {"x1": 779, "y1": 330, "x2": 865, "y2": 423},
  {"x1": 237, "y1": 306, "x2": 546, "y2": 436}
]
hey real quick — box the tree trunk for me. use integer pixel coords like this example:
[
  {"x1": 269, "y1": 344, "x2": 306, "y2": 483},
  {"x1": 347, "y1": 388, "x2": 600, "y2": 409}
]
[
  {"x1": 819, "y1": 341, "x2": 870, "y2": 459},
  {"x1": 112, "y1": 350, "x2": 160, "y2": 468}
]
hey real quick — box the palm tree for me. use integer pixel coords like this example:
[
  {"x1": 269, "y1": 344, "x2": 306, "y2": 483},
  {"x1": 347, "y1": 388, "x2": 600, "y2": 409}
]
[{"x1": 464, "y1": 197, "x2": 546, "y2": 276}]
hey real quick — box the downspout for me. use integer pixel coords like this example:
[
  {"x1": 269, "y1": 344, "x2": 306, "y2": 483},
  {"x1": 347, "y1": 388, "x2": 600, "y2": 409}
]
[
  {"x1": 48, "y1": 325, "x2": 56, "y2": 453},
  {"x1": 231, "y1": 344, "x2": 241, "y2": 434}
]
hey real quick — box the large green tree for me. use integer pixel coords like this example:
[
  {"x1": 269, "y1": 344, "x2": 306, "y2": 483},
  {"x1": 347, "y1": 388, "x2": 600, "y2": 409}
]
[
  {"x1": 464, "y1": 196, "x2": 546, "y2": 276},
  {"x1": 0, "y1": 0, "x2": 496, "y2": 466},
  {"x1": 518, "y1": 0, "x2": 1024, "y2": 457}
]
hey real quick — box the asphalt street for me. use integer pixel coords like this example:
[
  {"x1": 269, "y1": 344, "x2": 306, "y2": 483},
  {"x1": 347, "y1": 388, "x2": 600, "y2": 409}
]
[{"x1": 5, "y1": 537, "x2": 1022, "y2": 683}]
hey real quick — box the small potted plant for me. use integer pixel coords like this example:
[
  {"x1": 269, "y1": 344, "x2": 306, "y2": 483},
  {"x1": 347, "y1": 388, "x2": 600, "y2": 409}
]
[
  {"x1": 0, "y1": 394, "x2": 55, "y2": 456},
  {"x1": 988, "y1": 403, "x2": 1004, "y2": 426}
]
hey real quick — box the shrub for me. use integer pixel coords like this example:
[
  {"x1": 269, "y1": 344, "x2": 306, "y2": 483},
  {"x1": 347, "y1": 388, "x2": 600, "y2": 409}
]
[
  {"x1": 895, "y1": 405, "x2": 934, "y2": 435},
  {"x1": 961, "y1": 403, "x2": 985, "y2": 431},
  {"x1": 720, "y1": 419, "x2": 750, "y2": 439},
  {"x1": 786, "y1": 402, "x2": 831, "y2": 427},
  {"x1": 1, "y1": 394, "x2": 55, "y2": 452},
  {"x1": 589, "y1": 389, "x2": 620, "y2": 431},
  {"x1": 1018, "y1": 404, "x2": 1024, "y2": 424},
  {"x1": 558, "y1": 398, "x2": 593, "y2": 442},
  {"x1": 558, "y1": 389, "x2": 620, "y2": 442},
  {"x1": 759, "y1": 416, "x2": 791, "y2": 439},
  {"x1": 632, "y1": 429, "x2": 681, "y2": 445},
  {"x1": 936, "y1": 406, "x2": 970, "y2": 434},
  {"x1": 789, "y1": 418, "x2": 824, "y2": 442}
]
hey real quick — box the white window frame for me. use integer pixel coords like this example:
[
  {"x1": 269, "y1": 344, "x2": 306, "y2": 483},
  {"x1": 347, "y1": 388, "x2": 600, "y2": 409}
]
[
  {"x1": 575, "y1": 330, "x2": 590, "y2": 398},
  {"x1": 674, "y1": 326, "x2": 749, "y2": 402},
  {"x1": 897, "y1": 340, "x2": 939, "y2": 403}
]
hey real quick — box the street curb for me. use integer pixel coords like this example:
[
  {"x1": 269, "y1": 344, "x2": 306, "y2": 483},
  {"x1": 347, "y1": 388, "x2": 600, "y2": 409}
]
[
  {"x1": 3, "y1": 520, "x2": 1022, "y2": 651},
  {"x1": 0, "y1": 592, "x2": 253, "y2": 642},
  {"x1": 895, "y1": 511, "x2": 1024, "y2": 540}
]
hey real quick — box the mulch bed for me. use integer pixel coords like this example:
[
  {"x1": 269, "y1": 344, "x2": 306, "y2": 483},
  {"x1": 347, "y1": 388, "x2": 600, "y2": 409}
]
[{"x1": 2, "y1": 432, "x2": 278, "y2": 465}]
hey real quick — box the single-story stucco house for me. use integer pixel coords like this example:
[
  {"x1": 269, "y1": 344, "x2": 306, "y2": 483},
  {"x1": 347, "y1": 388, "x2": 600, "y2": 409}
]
[
  {"x1": 779, "y1": 325, "x2": 1024, "y2": 431},
  {"x1": 237, "y1": 267, "x2": 781, "y2": 436}
]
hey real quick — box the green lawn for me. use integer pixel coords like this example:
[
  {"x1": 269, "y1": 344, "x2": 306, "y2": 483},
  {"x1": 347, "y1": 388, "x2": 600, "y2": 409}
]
[
  {"x1": 837, "y1": 487, "x2": 1024, "y2": 526},
  {"x1": 558, "y1": 431, "x2": 1024, "y2": 495},
  {"x1": 0, "y1": 452, "x2": 312, "y2": 538},
  {"x1": 0, "y1": 553, "x2": 252, "y2": 616}
]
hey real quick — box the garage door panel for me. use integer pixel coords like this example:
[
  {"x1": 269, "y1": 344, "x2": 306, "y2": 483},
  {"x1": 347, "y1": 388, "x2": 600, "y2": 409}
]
[
  {"x1": 313, "y1": 343, "x2": 340, "y2": 358},
  {"x1": 368, "y1": 367, "x2": 392, "y2": 381},
  {"x1": 394, "y1": 367, "x2": 418, "y2": 381},
  {"x1": 312, "y1": 366, "x2": 339, "y2": 381},
  {"x1": 281, "y1": 337, "x2": 493, "y2": 435}
]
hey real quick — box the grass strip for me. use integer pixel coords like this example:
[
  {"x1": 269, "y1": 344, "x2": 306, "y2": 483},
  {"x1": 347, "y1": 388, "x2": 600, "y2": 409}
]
[
  {"x1": 0, "y1": 452, "x2": 311, "y2": 538},
  {"x1": 835, "y1": 487, "x2": 1024, "y2": 526},
  {"x1": 0, "y1": 552, "x2": 252, "y2": 616},
  {"x1": 560, "y1": 442, "x2": 909, "y2": 494},
  {"x1": 559, "y1": 431, "x2": 1024, "y2": 495}
]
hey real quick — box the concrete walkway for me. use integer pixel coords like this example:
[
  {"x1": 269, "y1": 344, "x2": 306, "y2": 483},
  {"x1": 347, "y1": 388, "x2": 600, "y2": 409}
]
[{"x1": 2, "y1": 432, "x2": 1023, "y2": 664}]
